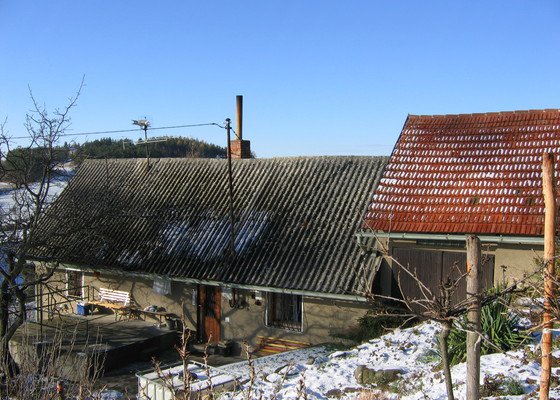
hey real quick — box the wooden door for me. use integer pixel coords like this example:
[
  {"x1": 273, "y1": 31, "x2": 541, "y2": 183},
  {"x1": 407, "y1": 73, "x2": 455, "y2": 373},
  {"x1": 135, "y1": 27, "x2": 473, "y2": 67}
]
[
  {"x1": 198, "y1": 285, "x2": 221, "y2": 343},
  {"x1": 442, "y1": 251, "x2": 467, "y2": 306},
  {"x1": 392, "y1": 248, "x2": 442, "y2": 303},
  {"x1": 392, "y1": 247, "x2": 495, "y2": 307}
]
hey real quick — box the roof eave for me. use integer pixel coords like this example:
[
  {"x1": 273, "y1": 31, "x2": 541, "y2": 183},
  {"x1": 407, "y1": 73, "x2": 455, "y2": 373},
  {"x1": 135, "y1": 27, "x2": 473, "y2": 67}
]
[
  {"x1": 175, "y1": 279, "x2": 370, "y2": 303},
  {"x1": 46, "y1": 263, "x2": 370, "y2": 303},
  {"x1": 358, "y1": 231, "x2": 544, "y2": 246}
]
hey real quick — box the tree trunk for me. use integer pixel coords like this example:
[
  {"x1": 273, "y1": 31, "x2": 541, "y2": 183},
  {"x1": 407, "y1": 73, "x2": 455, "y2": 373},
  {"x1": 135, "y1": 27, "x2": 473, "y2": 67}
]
[
  {"x1": 439, "y1": 321, "x2": 455, "y2": 400},
  {"x1": 0, "y1": 281, "x2": 18, "y2": 377},
  {"x1": 540, "y1": 152, "x2": 556, "y2": 400},
  {"x1": 466, "y1": 235, "x2": 481, "y2": 400}
]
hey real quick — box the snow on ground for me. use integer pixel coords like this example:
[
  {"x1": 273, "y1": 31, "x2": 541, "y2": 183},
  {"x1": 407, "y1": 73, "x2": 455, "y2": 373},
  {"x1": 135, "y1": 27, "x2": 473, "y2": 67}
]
[
  {"x1": 0, "y1": 174, "x2": 70, "y2": 212},
  {"x1": 217, "y1": 321, "x2": 560, "y2": 399}
]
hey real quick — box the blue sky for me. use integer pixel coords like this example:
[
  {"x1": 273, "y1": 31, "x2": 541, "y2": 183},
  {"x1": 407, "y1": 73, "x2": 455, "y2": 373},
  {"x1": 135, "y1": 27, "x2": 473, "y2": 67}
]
[{"x1": 1, "y1": 1, "x2": 559, "y2": 158}]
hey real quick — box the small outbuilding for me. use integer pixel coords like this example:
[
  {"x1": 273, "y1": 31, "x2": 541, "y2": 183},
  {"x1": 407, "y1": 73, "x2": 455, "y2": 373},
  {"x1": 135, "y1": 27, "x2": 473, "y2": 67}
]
[{"x1": 361, "y1": 109, "x2": 560, "y2": 300}]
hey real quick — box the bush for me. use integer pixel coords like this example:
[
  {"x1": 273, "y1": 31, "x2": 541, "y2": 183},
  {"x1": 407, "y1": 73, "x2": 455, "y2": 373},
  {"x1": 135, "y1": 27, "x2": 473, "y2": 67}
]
[
  {"x1": 480, "y1": 375, "x2": 525, "y2": 397},
  {"x1": 352, "y1": 312, "x2": 409, "y2": 343},
  {"x1": 447, "y1": 289, "x2": 528, "y2": 365}
]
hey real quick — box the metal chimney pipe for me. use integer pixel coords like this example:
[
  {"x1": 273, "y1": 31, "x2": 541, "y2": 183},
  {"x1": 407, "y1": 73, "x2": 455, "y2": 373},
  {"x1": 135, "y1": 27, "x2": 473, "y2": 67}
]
[{"x1": 236, "y1": 95, "x2": 243, "y2": 140}]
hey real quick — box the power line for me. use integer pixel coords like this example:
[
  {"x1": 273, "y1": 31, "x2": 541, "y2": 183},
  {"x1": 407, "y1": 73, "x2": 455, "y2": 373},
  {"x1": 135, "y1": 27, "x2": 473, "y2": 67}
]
[{"x1": 9, "y1": 122, "x2": 223, "y2": 140}]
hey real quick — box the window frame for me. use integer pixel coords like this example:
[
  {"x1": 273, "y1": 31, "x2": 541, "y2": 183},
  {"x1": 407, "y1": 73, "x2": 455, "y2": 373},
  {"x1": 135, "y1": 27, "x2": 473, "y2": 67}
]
[
  {"x1": 66, "y1": 269, "x2": 83, "y2": 299},
  {"x1": 265, "y1": 292, "x2": 303, "y2": 332}
]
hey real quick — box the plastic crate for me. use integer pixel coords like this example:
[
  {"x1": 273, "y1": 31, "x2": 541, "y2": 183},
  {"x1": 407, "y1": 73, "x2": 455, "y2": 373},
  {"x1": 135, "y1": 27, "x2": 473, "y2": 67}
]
[{"x1": 76, "y1": 303, "x2": 90, "y2": 316}]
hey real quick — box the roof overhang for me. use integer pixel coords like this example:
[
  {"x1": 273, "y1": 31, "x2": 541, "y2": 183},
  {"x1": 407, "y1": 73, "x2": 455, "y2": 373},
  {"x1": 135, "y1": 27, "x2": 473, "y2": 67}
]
[
  {"x1": 176, "y1": 279, "x2": 370, "y2": 303},
  {"x1": 45, "y1": 262, "x2": 371, "y2": 303},
  {"x1": 358, "y1": 231, "x2": 544, "y2": 246}
]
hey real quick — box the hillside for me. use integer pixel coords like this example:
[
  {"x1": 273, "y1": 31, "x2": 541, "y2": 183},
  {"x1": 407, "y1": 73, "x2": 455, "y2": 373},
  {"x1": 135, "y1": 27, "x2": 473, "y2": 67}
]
[
  {"x1": 72, "y1": 136, "x2": 227, "y2": 163},
  {"x1": 216, "y1": 320, "x2": 553, "y2": 399},
  {"x1": 1, "y1": 137, "x2": 227, "y2": 183}
]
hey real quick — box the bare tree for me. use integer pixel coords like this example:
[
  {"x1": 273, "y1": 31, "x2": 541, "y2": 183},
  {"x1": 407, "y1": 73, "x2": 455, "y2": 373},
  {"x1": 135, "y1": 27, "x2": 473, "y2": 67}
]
[{"x1": 0, "y1": 80, "x2": 83, "y2": 376}]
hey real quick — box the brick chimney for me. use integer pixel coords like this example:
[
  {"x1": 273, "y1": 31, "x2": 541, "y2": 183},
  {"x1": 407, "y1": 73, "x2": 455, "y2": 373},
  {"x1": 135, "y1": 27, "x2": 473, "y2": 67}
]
[{"x1": 229, "y1": 95, "x2": 251, "y2": 159}]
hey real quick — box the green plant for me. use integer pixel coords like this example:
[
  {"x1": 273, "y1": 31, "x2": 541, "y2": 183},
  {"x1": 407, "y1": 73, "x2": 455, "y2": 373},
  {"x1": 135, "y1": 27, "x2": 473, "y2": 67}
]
[
  {"x1": 503, "y1": 377, "x2": 525, "y2": 395},
  {"x1": 351, "y1": 312, "x2": 409, "y2": 343},
  {"x1": 416, "y1": 349, "x2": 440, "y2": 365},
  {"x1": 479, "y1": 375, "x2": 525, "y2": 397},
  {"x1": 480, "y1": 375, "x2": 503, "y2": 397},
  {"x1": 447, "y1": 289, "x2": 528, "y2": 365}
]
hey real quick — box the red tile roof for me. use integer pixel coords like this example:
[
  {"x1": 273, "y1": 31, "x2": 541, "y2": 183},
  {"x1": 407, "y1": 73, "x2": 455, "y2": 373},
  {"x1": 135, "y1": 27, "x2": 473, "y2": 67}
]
[{"x1": 364, "y1": 110, "x2": 560, "y2": 236}]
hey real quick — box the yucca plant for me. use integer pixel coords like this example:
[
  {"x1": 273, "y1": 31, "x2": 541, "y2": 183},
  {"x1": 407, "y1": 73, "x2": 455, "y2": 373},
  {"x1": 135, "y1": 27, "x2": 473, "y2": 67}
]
[{"x1": 447, "y1": 289, "x2": 528, "y2": 365}]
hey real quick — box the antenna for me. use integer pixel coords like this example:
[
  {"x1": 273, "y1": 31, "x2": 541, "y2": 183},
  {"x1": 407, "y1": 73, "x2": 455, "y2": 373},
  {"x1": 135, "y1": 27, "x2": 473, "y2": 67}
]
[
  {"x1": 132, "y1": 118, "x2": 151, "y2": 166},
  {"x1": 134, "y1": 138, "x2": 168, "y2": 145}
]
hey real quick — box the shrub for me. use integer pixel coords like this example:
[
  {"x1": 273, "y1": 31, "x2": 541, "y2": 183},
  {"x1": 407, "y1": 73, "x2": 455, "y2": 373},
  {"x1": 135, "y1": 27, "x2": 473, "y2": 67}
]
[
  {"x1": 479, "y1": 375, "x2": 525, "y2": 397},
  {"x1": 447, "y1": 289, "x2": 528, "y2": 365},
  {"x1": 503, "y1": 377, "x2": 525, "y2": 395},
  {"x1": 416, "y1": 349, "x2": 440, "y2": 365},
  {"x1": 353, "y1": 312, "x2": 409, "y2": 343}
]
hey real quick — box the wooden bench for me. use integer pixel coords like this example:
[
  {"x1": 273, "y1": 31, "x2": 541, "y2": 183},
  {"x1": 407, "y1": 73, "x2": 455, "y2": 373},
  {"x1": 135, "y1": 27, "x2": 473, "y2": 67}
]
[
  {"x1": 89, "y1": 288, "x2": 132, "y2": 320},
  {"x1": 255, "y1": 336, "x2": 310, "y2": 356}
]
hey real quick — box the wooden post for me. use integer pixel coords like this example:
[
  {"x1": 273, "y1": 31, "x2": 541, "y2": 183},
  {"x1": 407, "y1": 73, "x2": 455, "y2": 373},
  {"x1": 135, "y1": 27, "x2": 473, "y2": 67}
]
[
  {"x1": 466, "y1": 235, "x2": 481, "y2": 400},
  {"x1": 225, "y1": 118, "x2": 236, "y2": 257},
  {"x1": 540, "y1": 152, "x2": 556, "y2": 400}
]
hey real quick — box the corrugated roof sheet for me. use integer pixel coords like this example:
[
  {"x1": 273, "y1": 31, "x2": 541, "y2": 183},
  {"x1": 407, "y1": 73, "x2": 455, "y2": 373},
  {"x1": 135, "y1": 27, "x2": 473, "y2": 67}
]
[
  {"x1": 33, "y1": 156, "x2": 387, "y2": 295},
  {"x1": 364, "y1": 110, "x2": 560, "y2": 236}
]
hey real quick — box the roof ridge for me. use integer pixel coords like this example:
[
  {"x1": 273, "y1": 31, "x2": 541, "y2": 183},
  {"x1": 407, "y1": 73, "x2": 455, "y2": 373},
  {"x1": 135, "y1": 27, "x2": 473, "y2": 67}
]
[
  {"x1": 408, "y1": 109, "x2": 560, "y2": 119},
  {"x1": 82, "y1": 155, "x2": 389, "y2": 164}
]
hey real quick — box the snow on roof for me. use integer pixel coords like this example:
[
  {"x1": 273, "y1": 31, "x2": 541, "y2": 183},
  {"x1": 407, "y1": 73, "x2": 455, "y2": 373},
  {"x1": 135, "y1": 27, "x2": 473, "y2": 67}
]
[{"x1": 364, "y1": 110, "x2": 560, "y2": 236}]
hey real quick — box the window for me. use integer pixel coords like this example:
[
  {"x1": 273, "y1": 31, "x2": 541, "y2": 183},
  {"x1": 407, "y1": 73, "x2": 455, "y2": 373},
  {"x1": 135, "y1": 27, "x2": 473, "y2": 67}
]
[
  {"x1": 66, "y1": 270, "x2": 83, "y2": 298},
  {"x1": 266, "y1": 293, "x2": 302, "y2": 331},
  {"x1": 153, "y1": 276, "x2": 171, "y2": 295}
]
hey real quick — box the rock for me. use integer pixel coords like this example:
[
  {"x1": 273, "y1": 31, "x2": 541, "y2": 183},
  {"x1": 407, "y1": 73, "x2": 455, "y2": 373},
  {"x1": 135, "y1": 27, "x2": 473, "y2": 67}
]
[
  {"x1": 274, "y1": 364, "x2": 289, "y2": 374},
  {"x1": 325, "y1": 388, "x2": 343, "y2": 397},
  {"x1": 97, "y1": 390, "x2": 125, "y2": 400},
  {"x1": 355, "y1": 365, "x2": 403, "y2": 385},
  {"x1": 306, "y1": 357, "x2": 315, "y2": 365},
  {"x1": 265, "y1": 373, "x2": 281, "y2": 383},
  {"x1": 355, "y1": 365, "x2": 366, "y2": 383},
  {"x1": 275, "y1": 364, "x2": 304, "y2": 376}
]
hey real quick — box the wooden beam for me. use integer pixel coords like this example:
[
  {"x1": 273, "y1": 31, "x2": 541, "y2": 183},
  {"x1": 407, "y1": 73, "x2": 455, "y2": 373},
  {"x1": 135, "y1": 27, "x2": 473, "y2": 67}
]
[
  {"x1": 466, "y1": 235, "x2": 481, "y2": 400},
  {"x1": 540, "y1": 152, "x2": 556, "y2": 400}
]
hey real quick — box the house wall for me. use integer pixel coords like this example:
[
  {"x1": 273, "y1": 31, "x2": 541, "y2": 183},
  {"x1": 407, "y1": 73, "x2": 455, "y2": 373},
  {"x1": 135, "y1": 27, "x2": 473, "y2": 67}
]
[
  {"x1": 39, "y1": 267, "x2": 371, "y2": 350},
  {"x1": 35, "y1": 268, "x2": 90, "y2": 321},
  {"x1": 493, "y1": 243, "x2": 542, "y2": 283},
  {"x1": 36, "y1": 266, "x2": 198, "y2": 331},
  {"x1": 386, "y1": 239, "x2": 543, "y2": 289},
  {"x1": 81, "y1": 272, "x2": 199, "y2": 330},
  {"x1": 221, "y1": 289, "x2": 370, "y2": 348}
]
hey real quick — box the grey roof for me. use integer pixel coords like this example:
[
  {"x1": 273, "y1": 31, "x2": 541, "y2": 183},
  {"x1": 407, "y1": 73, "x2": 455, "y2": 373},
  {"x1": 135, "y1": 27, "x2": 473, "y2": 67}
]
[{"x1": 34, "y1": 156, "x2": 387, "y2": 295}]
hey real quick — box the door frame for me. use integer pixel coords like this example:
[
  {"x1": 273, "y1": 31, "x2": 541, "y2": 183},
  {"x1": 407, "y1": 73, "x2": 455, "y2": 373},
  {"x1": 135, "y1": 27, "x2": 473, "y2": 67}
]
[{"x1": 197, "y1": 285, "x2": 221, "y2": 343}]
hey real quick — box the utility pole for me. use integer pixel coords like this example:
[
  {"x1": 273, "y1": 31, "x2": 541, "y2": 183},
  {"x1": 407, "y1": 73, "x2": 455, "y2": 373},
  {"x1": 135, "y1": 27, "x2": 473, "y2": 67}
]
[
  {"x1": 466, "y1": 235, "x2": 481, "y2": 400},
  {"x1": 540, "y1": 151, "x2": 556, "y2": 400},
  {"x1": 225, "y1": 118, "x2": 236, "y2": 257}
]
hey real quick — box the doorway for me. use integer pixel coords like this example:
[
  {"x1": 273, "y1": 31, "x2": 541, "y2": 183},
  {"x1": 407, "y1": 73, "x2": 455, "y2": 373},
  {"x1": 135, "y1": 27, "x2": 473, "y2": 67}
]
[{"x1": 198, "y1": 285, "x2": 221, "y2": 343}]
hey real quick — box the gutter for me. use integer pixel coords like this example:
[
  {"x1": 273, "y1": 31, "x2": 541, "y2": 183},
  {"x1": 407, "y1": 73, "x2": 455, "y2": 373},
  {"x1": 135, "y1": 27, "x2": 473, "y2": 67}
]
[
  {"x1": 357, "y1": 231, "x2": 544, "y2": 246},
  {"x1": 50, "y1": 263, "x2": 370, "y2": 303}
]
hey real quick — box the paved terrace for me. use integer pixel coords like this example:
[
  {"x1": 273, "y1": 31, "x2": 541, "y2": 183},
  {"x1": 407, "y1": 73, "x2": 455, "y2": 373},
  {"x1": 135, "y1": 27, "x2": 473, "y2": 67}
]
[{"x1": 10, "y1": 313, "x2": 245, "y2": 395}]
